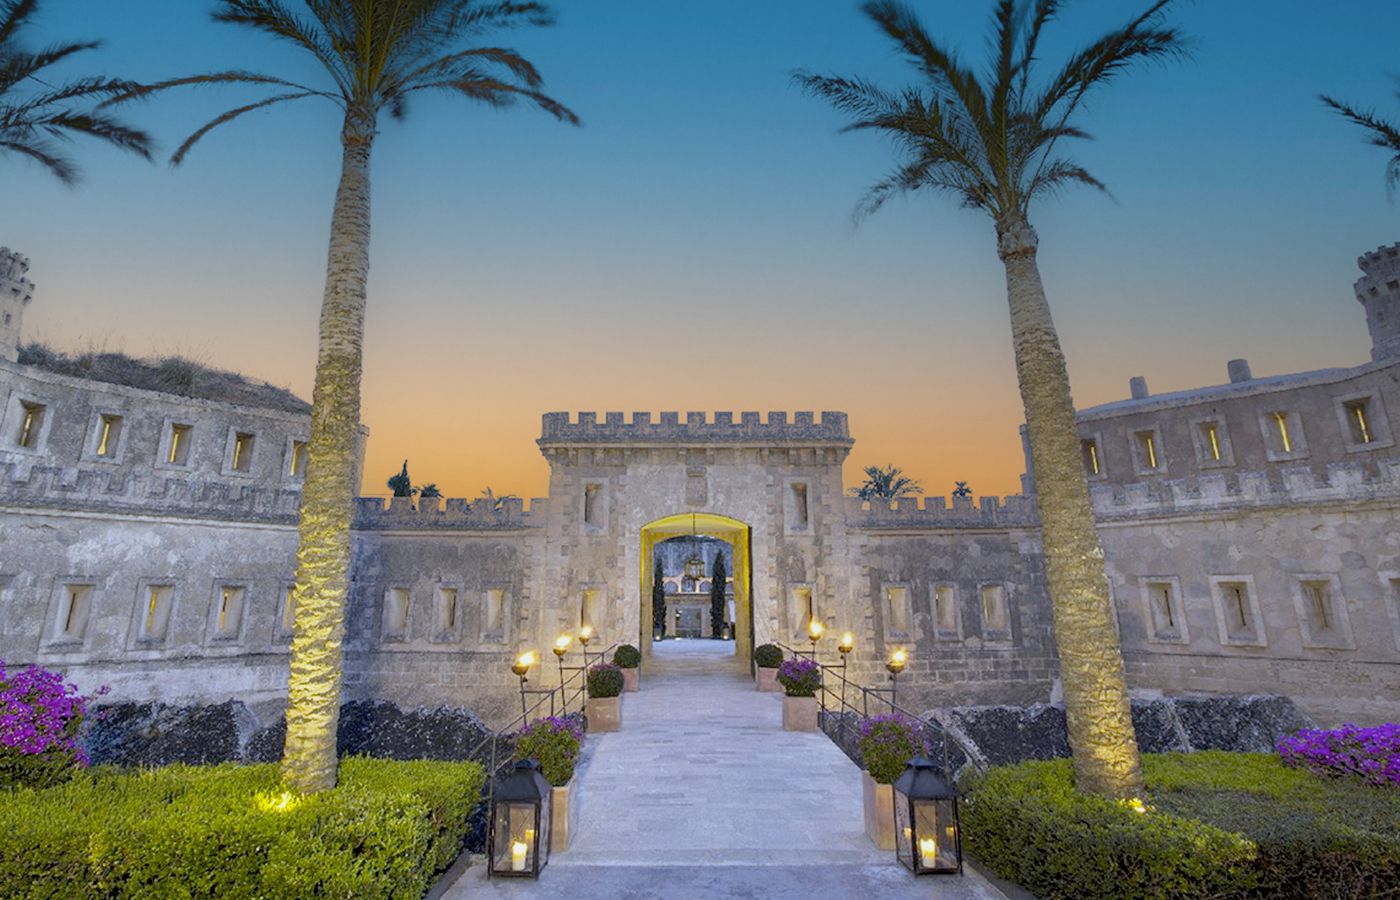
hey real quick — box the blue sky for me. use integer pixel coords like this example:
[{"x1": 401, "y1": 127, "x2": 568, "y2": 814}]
[{"x1": 8, "y1": 1, "x2": 1399, "y2": 498}]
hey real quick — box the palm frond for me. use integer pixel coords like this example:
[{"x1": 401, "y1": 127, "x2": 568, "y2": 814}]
[
  {"x1": 0, "y1": 132, "x2": 76, "y2": 183},
  {"x1": 171, "y1": 91, "x2": 321, "y2": 165},
  {"x1": 1322, "y1": 93, "x2": 1400, "y2": 196}
]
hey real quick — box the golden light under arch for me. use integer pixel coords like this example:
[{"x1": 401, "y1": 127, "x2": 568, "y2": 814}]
[{"x1": 639, "y1": 512, "x2": 752, "y2": 667}]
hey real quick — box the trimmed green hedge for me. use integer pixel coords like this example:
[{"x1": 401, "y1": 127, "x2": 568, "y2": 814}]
[
  {"x1": 962, "y1": 752, "x2": 1400, "y2": 900},
  {"x1": 0, "y1": 757, "x2": 485, "y2": 899},
  {"x1": 754, "y1": 643, "x2": 784, "y2": 668}
]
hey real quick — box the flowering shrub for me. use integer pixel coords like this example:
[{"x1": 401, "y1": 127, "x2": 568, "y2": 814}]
[
  {"x1": 1277, "y1": 723, "x2": 1400, "y2": 787},
  {"x1": 587, "y1": 663, "x2": 624, "y2": 699},
  {"x1": 0, "y1": 661, "x2": 98, "y2": 789},
  {"x1": 858, "y1": 713, "x2": 924, "y2": 784},
  {"x1": 515, "y1": 716, "x2": 584, "y2": 786},
  {"x1": 776, "y1": 657, "x2": 821, "y2": 697}
]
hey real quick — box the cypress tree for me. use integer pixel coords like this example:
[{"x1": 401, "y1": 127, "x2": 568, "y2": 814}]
[
  {"x1": 710, "y1": 554, "x2": 727, "y2": 639},
  {"x1": 652, "y1": 558, "x2": 667, "y2": 639}
]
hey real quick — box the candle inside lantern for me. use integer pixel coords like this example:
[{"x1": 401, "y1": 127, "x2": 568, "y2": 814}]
[
  {"x1": 511, "y1": 840, "x2": 528, "y2": 872},
  {"x1": 919, "y1": 837, "x2": 937, "y2": 868}
]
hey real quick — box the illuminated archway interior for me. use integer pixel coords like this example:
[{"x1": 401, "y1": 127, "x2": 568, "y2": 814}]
[{"x1": 639, "y1": 512, "x2": 752, "y2": 667}]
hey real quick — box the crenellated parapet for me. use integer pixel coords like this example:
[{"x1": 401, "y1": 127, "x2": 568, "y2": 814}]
[
  {"x1": 0, "y1": 460, "x2": 302, "y2": 522},
  {"x1": 847, "y1": 493, "x2": 1040, "y2": 529},
  {"x1": 352, "y1": 495, "x2": 547, "y2": 530},
  {"x1": 1355, "y1": 241, "x2": 1400, "y2": 362},
  {"x1": 0, "y1": 247, "x2": 35, "y2": 364},
  {"x1": 1090, "y1": 459, "x2": 1400, "y2": 520},
  {"x1": 538, "y1": 411, "x2": 853, "y2": 447}
]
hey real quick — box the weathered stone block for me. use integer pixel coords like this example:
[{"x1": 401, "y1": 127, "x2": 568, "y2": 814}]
[{"x1": 84, "y1": 700, "x2": 257, "y2": 767}]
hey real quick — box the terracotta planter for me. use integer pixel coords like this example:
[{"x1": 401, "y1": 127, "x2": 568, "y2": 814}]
[
  {"x1": 782, "y1": 694, "x2": 818, "y2": 731},
  {"x1": 862, "y1": 770, "x2": 895, "y2": 850},
  {"x1": 550, "y1": 777, "x2": 578, "y2": 853},
  {"x1": 621, "y1": 667, "x2": 639, "y2": 692},
  {"x1": 585, "y1": 695, "x2": 621, "y2": 732},
  {"x1": 756, "y1": 666, "x2": 780, "y2": 692}
]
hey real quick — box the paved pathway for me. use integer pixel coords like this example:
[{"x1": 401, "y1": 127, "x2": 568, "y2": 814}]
[{"x1": 446, "y1": 640, "x2": 1008, "y2": 899}]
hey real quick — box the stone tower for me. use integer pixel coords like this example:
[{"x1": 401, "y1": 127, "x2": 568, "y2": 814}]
[
  {"x1": 0, "y1": 248, "x2": 34, "y2": 364},
  {"x1": 1355, "y1": 242, "x2": 1400, "y2": 362}
]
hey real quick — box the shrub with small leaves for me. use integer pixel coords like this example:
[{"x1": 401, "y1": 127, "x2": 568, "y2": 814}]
[
  {"x1": 515, "y1": 716, "x2": 584, "y2": 787},
  {"x1": 754, "y1": 644, "x2": 783, "y2": 668},
  {"x1": 612, "y1": 645, "x2": 641, "y2": 669},
  {"x1": 587, "y1": 663, "x2": 624, "y2": 699},
  {"x1": 776, "y1": 657, "x2": 821, "y2": 697},
  {"x1": 858, "y1": 713, "x2": 924, "y2": 784}
]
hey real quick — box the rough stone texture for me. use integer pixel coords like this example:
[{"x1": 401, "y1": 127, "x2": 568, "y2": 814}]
[
  {"x1": 941, "y1": 704, "x2": 1072, "y2": 768},
  {"x1": 84, "y1": 700, "x2": 259, "y2": 767},
  {"x1": 1173, "y1": 695, "x2": 1312, "y2": 752}
]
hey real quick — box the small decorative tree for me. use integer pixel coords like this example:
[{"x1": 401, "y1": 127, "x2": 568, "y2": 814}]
[
  {"x1": 652, "y1": 558, "x2": 667, "y2": 639},
  {"x1": 952, "y1": 481, "x2": 973, "y2": 499},
  {"x1": 709, "y1": 554, "x2": 727, "y2": 639},
  {"x1": 849, "y1": 465, "x2": 923, "y2": 501},
  {"x1": 387, "y1": 460, "x2": 413, "y2": 498},
  {"x1": 417, "y1": 483, "x2": 442, "y2": 499}
]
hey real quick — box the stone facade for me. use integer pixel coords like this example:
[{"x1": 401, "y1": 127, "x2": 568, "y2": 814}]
[{"x1": 2, "y1": 244, "x2": 1399, "y2": 732}]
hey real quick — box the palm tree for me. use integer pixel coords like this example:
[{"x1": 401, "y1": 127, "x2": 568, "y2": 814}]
[
  {"x1": 118, "y1": 1, "x2": 577, "y2": 794},
  {"x1": 1, "y1": 0, "x2": 151, "y2": 183},
  {"x1": 1322, "y1": 84, "x2": 1400, "y2": 195},
  {"x1": 798, "y1": 0, "x2": 1187, "y2": 798},
  {"x1": 849, "y1": 463, "x2": 923, "y2": 501}
]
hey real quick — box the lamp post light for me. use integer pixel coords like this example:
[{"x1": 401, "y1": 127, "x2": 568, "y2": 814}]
[
  {"x1": 552, "y1": 634, "x2": 572, "y2": 711},
  {"x1": 807, "y1": 618, "x2": 825, "y2": 658},
  {"x1": 892, "y1": 756, "x2": 963, "y2": 876},
  {"x1": 512, "y1": 650, "x2": 536, "y2": 720},
  {"x1": 837, "y1": 632, "x2": 855, "y2": 741},
  {"x1": 886, "y1": 648, "x2": 907, "y2": 709},
  {"x1": 578, "y1": 624, "x2": 594, "y2": 667},
  {"x1": 489, "y1": 759, "x2": 552, "y2": 879}
]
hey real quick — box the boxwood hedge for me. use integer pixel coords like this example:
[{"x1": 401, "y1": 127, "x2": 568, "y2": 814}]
[
  {"x1": 962, "y1": 752, "x2": 1400, "y2": 900},
  {"x1": 0, "y1": 756, "x2": 485, "y2": 899}
]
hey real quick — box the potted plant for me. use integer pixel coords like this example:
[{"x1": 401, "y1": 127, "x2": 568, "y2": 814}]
[
  {"x1": 585, "y1": 663, "x2": 624, "y2": 732},
  {"x1": 857, "y1": 713, "x2": 921, "y2": 850},
  {"x1": 754, "y1": 643, "x2": 783, "y2": 692},
  {"x1": 777, "y1": 657, "x2": 821, "y2": 731},
  {"x1": 613, "y1": 644, "x2": 641, "y2": 692},
  {"x1": 514, "y1": 716, "x2": 584, "y2": 852}
]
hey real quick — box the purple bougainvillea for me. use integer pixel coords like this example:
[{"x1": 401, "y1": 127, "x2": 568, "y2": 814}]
[
  {"x1": 0, "y1": 661, "x2": 102, "y2": 787},
  {"x1": 776, "y1": 657, "x2": 822, "y2": 697},
  {"x1": 1277, "y1": 723, "x2": 1400, "y2": 788}
]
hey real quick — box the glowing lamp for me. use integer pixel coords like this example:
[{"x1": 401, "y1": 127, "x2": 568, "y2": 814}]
[
  {"x1": 578, "y1": 625, "x2": 593, "y2": 647},
  {"x1": 489, "y1": 759, "x2": 551, "y2": 879},
  {"x1": 552, "y1": 634, "x2": 572, "y2": 658},
  {"x1": 512, "y1": 651, "x2": 536, "y2": 677},
  {"x1": 886, "y1": 649, "x2": 908, "y2": 675},
  {"x1": 808, "y1": 619, "x2": 826, "y2": 641},
  {"x1": 838, "y1": 632, "x2": 855, "y2": 655},
  {"x1": 891, "y1": 756, "x2": 962, "y2": 876},
  {"x1": 684, "y1": 554, "x2": 706, "y2": 580}
]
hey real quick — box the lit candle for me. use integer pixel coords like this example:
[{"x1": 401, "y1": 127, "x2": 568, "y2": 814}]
[
  {"x1": 511, "y1": 840, "x2": 528, "y2": 872},
  {"x1": 919, "y1": 837, "x2": 937, "y2": 868}
]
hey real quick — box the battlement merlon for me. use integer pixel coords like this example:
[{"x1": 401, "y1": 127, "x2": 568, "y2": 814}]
[
  {"x1": 537, "y1": 411, "x2": 855, "y2": 449},
  {"x1": 1355, "y1": 241, "x2": 1400, "y2": 362}
]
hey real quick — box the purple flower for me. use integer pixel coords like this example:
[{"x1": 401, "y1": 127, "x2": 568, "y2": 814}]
[
  {"x1": 1276, "y1": 723, "x2": 1400, "y2": 788},
  {"x1": 0, "y1": 661, "x2": 98, "y2": 770}
]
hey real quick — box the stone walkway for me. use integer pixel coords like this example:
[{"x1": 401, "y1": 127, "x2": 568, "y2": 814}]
[{"x1": 446, "y1": 640, "x2": 1008, "y2": 899}]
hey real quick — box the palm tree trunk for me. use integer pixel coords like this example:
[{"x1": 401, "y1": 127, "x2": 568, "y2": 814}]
[
  {"x1": 282, "y1": 110, "x2": 375, "y2": 794},
  {"x1": 997, "y1": 214, "x2": 1144, "y2": 798}
]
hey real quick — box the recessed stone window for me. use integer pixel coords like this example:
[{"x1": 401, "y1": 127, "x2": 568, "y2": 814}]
[
  {"x1": 1139, "y1": 578, "x2": 1187, "y2": 643},
  {"x1": 231, "y1": 432, "x2": 255, "y2": 472},
  {"x1": 980, "y1": 584, "x2": 1011, "y2": 640},
  {"x1": 884, "y1": 584, "x2": 911, "y2": 639},
  {"x1": 276, "y1": 584, "x2": 297, "y2": 639},
  {"x1": 1080, "y1": 437, "x2": 1104, "y2": 478},
  {"x1": 287, "y1": 439, "x2": 308, "y2": 478},
  {"x1": 432, "y1": 586, "x2": 460, "y2": 642},
  {"x1": 580, "y1": 588, "x2": 601, "y2": 633},
  {"x1": 1291, "y1": 575, "x2": 1354, "y2": 650},
  {"x1": 1210, "y1": 576, "x2": 1266, "y2": 647},
  {"x1": 931, "y1": 583, "x2": 961, "y2": 640},
  {"x1": 789, "y1": 481, "x2": 811, "y2": 531},
  {"x1": 788, "y1": 585, "x2": 814, "y2": 639},
  {"x1": 165, "y1": 422, "x2": 193, "y2": 466},
  {"x1": 582, "y1": 483, "x2": 603, "y2": 530},
  {"x1": 136, "y1": 584, "x2": 175, "y2": 644},
  {"x1": 1131, "y1": 428, "x2": 1166, "y2": 475},
  {"x1": 211, "y1": 585, "x2": 246, "y2": 641},
  {"x1": 52, "y1": 583, "x2": 93, "y2": 644},
  {"x1": 15, "y1": 400, "x2": 45, "y2": 449},
  {"x1": 1191, "y1": 418, "x2": 1234, "y2": 468},
  {"x1": 1259, "y1": 410, "x2": 1308, "y2": 461},
  {"x1": 481, "y1": 587, "x2": 507, "y2": 642},
  {"x1": 382, "y1": 587, "x2": 411, "y2": 641},
  {"x1": 94, "y1": 413, "x2": 123, "y2": 459},
  {"x1": 1389, "y1": 577, "x2": 1400, "y2": 653},
  {"x1": 1335, "y1": 392, "x2": 1392, "y2": 452}
]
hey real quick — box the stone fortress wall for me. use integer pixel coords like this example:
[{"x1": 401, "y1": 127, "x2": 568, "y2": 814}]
[{"x1": 0, "y1": 244, "x2": 1398, "y2": 731}]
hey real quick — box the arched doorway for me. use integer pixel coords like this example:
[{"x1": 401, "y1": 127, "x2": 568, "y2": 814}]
[{"x1": 639, "y1": 513, "x2": 752, "y2": 668}]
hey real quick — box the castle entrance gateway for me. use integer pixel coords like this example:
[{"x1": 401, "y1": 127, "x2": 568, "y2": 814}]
[{"x1": 640, "y1": 513, "x2": 752, "y2": 665}]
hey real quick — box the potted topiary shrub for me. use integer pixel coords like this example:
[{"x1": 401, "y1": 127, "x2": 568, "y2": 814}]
[
  {"x1": 613, "y1": 644, "x2": 641, "y2": 692},
  {"x1": 514, "y1": 715, "x2": 585, "y2": 852},
  {"x1": 585, "y1": 663, "x2": 624, "y2": 733},
  {"x1": 754, "y1": 643, "x2": 784, "y2": 693},
  {"x1": 857, "y1": 713, "x2": 922, "y2": 850},
  {"x1": 777, "y1": 657, "x2": 821, "y2": 731}
]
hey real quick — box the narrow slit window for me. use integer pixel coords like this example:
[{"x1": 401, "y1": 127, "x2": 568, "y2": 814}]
[
  {"x1": 1081, "y1": 439, "x2": 1101, "y2": 476},
  {"x1": 58, "y1": 585, "x2": 92, "y2": 641},
  {"x1": 583, "y1": 483, "x2": 601, "y2": 527},
  {"x1": 1303, "y1": 581, "x2": 1331, "y2": 632},
  {"x1": 1199, "y1": 422, "x2": 1223, "y2": 461},
  {"x1": 981, "y1": 585, "x2": 1009, "y2": 634},
  {"x1": 96, "y1": 414, "x2": 122, "y2": 457},
  {"x1": 792, "y1": 483, "x2": 810, "y2": 527},
  {"x1": 581, "y1": 589, "x2": 601, "y2": 632},
  {"x1": 168, "y1": 424, "x2": 192, "y2": 465},
  {"x1": 289, "y1": 440, "x2": 308, "y2": 477},
  {"x1": 140, "y1": 585, "x2": 174, "y2": 641},
  {"x1": 17, "y1": 401, "x2": 44, "y2": 448},
  {"x1": 1145, "y1": 581, "x2": 1181, "y2": 640},
  {"x1": 232, "y1": 432, "x2": 255, "y2": 472},
  {"x1": 1135, "y1": 431, "x2": 1160, "y2": 470},
  {"x1": 484, "y1": 588, "x2": 505, "y2": 636},
  {"x1": 1345, "y1": 400, "x2": 1374, "y2": 444},
  {"x1": 435, "y1": 587, "x2": 459, "y2": 637},
  {"x1": 383, "y1": 588, "x2": 410, "y2": 639},
  {"x1": 789, "y1": 586, "x2": 813, "y2": 638},
  {"x1": 885, "y1": 586, "x2": 910, "y2": 634},
  {"x1": 1270, "y1": 412, "x2": 1293, "y2": 454},
  {"x1": 280, "y1": 585, "x2": 296, "y2": 634},
  {"x1": 1216, "y1": 580, "x2": 1258, "y2": 643},
  {"x1": 934, "y1": 585, "x2": 958, "y2": 634},
  {"x1": 214, "y1": 586, "x2": 245, "y2": 639}
]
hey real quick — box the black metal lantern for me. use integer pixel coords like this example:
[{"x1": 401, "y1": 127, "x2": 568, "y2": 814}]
[
  {"x1": 684, "y1": 553, "x2": 705, "y2": 581},
  {"x1": 892, "y1": 756, "x2": 962, "y2": 876},
  {"x1": 489, "y1": 759, "x2": 552, "y2": 878}
]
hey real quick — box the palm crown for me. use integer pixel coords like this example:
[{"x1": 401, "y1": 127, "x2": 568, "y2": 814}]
[
  {"x1": 1322, "y1": 84, "x2": 1400, "y2": 195},
  {"x1": 850, "y1": 464, "x2": 923, "y2": 501},
  {"x1": 0, "y1": 0, "x2": 151, "y2": 183},
  {"x1": 795, "y1": 0, "x2": 1185, "y2": 230},
  {"x1": 117, "y1": 0, "x2": 577, "y2": 161}
]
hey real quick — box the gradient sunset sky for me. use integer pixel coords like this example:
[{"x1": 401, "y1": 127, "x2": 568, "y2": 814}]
[{"x1": 10, "y1": 1, "x2": 1399, "y2": 501}]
